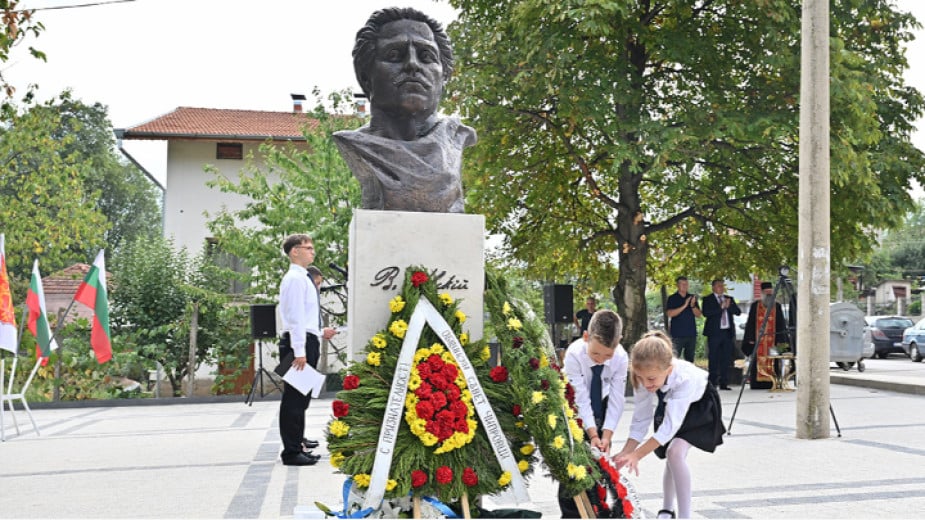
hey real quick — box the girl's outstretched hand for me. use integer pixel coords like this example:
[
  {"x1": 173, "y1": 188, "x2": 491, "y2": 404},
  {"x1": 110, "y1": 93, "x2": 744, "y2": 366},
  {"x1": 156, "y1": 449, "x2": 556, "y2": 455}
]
[{"x1": 613, "y1": 451, "x2": 641, "y2": 476}]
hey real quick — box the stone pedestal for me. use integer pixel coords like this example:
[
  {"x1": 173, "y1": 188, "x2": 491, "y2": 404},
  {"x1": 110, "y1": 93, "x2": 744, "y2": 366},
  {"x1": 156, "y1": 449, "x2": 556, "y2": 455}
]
[{"x1": 347, "y1": 209, "x2": 485, "y2": 360}]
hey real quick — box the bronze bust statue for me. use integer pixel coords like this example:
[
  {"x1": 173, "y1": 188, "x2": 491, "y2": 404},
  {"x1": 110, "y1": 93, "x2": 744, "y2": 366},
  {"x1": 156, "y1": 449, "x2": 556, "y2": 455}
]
[{"x1": 334, "y1": 7, "x2": 476, "y2": 213}]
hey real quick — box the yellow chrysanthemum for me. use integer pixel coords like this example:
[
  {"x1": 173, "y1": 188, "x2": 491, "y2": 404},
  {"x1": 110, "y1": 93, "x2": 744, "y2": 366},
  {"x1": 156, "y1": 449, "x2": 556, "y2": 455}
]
[
  {"x1": 439, "y1": 293, "x2": 454, "y2": 305},
  {"x1": 532, "y1": 391, "x2": 545, "y2": 404},
  {"x1": 547, "y1": 414, "x2": 558, "y2": 428},
  {"x1": 480, "y1": 346, "x2": 491, "y2": 362},
  {"x1": 567, "y1": 463, "x2": 587, "y2": 480},
  {"x1": 568, "y1": 419, "x2": 584, "y2": 440},
  {"x1": 430, "y1": 343, "x2": 445, "y2": 354},
  {"x1": 498, "y1": 471, "x2": 512, "y2": 486},
  {"x1": 515, "y1": 421, "x2": 525, "y2": 428},
  {"x1": 566, "y1": 406, "x2": 575, "y2": 418},
  {"x1": 354, "y1": 474, "x2": 371, "y2": 488},
  {"x1": 441, "y1": 352, "x2": 455, "y2": 364},
  {"x1": 502, "y1": 301, "x2": 512, "y2": 316},
  {"x1": 455, "y1": 310, "x2": 467, "y2": 323},
  {"x1": 420, "y1": 432, "x2": 439, "y2": 446},
  {"x1": 462, "y1": 389, "x2": 473, "y2": 402},
  {"x1": 389, "y1": 296, "x2": 406, "y2": 313},
  {"x1": 389, "y1": 319, "x2": 408, "y2": 339},
  {"x1": 386, "y1": 479, "x2": 397, "y2": 491},
  {"x1": 520, "y1": 443, "x2": 536, "y2": 456},
  {"x1": 405, "y1": 393, "x2": 418, "y2": 409},
  {"x1": 330, "y1": 452, "x2": 345, "y2": 468},
  {"x1": 329, "y1": 420, "x2": 350, "y2": 437},
  {"x1": 371, "y1": 334, "x2": 387, "y2": 349},
  {"x1": 518, "y1": 460, "x2": 529, "y2": 473},
  {"x1": 553, "y1": 436, "x2": 566, "y2": 449},
  {"x1": 366, "y1": 352, "x2": 381, "y2": 366},
  {"x1": 408, "y1": 373, "x2": 422, "y2": 391},
  {"x1": 459, "y1": 332, "x2": 469, "y2": 345},
  {"x1": 539, "y1": 353, "x2": 549, "y2": 368},
  {"x1": 507, "y1": 317, "x2": 523, "y2": 330}
]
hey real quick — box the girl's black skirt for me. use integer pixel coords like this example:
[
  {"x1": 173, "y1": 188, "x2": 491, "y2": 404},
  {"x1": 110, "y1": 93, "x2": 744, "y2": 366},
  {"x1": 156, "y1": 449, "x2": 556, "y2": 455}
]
[{"x1": 654, "y1": 382, "x2": 726, "y2": 459}]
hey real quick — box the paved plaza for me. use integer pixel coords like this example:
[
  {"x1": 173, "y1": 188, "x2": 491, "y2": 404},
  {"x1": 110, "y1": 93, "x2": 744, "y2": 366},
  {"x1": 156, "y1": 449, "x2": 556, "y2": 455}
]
[{"x1": 2, "y1": 364, "x2": 925, "y2": 518}]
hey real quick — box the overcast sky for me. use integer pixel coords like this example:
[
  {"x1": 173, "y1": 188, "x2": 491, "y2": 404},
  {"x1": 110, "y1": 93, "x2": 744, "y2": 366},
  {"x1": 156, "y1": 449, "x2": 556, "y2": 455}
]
[{"x1": 7, "y1": 0, "x2": 925, "y2": 193}]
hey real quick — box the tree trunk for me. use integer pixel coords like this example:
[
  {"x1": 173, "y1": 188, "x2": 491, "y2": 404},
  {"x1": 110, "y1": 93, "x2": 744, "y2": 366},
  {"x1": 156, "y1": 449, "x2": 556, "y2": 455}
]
[
  {"x1": 186, "y1": 301, "x2": 199, "y2": 398},
  {"x1": 614, "y1": 165, "x2": 648, "y2": 350}
]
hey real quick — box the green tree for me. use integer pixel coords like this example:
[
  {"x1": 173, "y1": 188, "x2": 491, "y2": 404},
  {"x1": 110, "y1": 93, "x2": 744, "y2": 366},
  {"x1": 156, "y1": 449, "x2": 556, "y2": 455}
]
[
  {"x1": 0, "y1": 97, "x2": 108, "y2": 288},
  {"x1": 206, "y1": 90, "x2": 362, "y2": 300},
  {"x1": 0, "y1": 1, "x2": 46, "y2": 116},
  {"x1": 39, "y1": 92, "x2": 162, "y2": 254},
  {"x1": 446, "y1": 0, "x2": 925, "y2": 344}
]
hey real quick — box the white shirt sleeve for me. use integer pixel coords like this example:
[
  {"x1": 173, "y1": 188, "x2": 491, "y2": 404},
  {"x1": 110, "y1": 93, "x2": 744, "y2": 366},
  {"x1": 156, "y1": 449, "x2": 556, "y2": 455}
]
[
  {"x1": 652, "y1": 360, "x2": 708, "y2": 446},
  {"x1": 279, "y1": 268, "x2": 309, "y2": 358},
  {"x1": 628, "y1": 382, "x2": 656, "y2": 443},
  {"x1": 563, "y1": 341, "x2": 596, "y2": 432},
  {"x1": 602, "y1": 346, "x2": 628, "y2": 433}
]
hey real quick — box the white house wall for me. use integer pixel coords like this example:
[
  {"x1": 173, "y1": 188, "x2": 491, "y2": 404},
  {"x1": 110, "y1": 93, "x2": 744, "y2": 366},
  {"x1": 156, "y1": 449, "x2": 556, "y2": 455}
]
[{"x1": 163, "y1": 140, "x2": 298, "y2": 255}]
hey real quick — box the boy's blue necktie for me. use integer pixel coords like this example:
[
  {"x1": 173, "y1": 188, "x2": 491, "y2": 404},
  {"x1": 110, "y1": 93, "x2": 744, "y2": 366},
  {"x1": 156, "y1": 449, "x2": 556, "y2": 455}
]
[{"x1": 590, "y1": 364, "x2": 604, "y2": 423}]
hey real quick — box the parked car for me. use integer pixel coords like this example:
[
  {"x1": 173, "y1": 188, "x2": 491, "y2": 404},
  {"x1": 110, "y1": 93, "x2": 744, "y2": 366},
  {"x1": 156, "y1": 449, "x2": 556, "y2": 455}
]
[
  {"x1": 863, "y1": 316, "x2": 914, "y2": 358},
  {"x1": 901, "y1": 317, "x2": 925, "y2": 362}
]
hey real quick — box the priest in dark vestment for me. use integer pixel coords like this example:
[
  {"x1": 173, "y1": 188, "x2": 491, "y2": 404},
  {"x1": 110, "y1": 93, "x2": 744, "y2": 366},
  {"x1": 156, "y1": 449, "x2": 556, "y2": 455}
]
[{"x1": 742, "y1": 282, "x2": 789, "y2": 390}]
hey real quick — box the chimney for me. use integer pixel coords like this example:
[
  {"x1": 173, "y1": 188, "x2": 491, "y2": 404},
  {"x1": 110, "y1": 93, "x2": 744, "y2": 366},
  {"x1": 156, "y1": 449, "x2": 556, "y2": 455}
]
[
  {"x1": 354, "y1": 92, "x2": 368, "y2": 116},
  {"x1": 291, "y1": 93, "x2": 306, "y2": 113}
]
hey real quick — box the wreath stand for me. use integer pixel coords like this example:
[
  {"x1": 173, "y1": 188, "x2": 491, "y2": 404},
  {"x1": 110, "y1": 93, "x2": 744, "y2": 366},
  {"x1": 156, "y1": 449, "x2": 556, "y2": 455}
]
[{"x1": 573, "y1": 491, "x2": 595, "y2": 518}]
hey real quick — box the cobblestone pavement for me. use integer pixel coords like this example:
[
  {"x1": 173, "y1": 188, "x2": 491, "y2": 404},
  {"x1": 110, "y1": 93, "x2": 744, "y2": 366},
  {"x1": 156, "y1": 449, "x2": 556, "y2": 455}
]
[{"x1": 2, "y1": 376, "x2": 924, "y2": 518}]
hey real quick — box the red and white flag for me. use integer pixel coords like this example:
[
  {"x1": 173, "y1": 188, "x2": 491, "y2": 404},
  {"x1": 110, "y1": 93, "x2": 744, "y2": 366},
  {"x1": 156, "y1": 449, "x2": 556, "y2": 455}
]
[
  {"x1": 74, "y1": 249, "x2": 112, "y2": 364},
  {"x1": 0, "y1": 234, "x2": 17, "y2": 354},
  {"x1": 26, "y1": 259, "x2": 58, "y2": 360}
]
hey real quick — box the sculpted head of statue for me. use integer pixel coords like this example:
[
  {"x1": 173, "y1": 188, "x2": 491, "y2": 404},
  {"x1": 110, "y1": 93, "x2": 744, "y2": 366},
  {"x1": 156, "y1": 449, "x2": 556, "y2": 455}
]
[{"x1": 352, "y1": 8, "x2": 454, "y2": 137}]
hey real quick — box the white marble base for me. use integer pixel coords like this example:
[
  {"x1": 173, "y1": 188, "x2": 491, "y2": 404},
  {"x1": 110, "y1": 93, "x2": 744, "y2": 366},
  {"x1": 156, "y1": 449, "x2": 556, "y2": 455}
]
[{"x1": 347, "y1": 209, "x2": 485, "y2": 360}]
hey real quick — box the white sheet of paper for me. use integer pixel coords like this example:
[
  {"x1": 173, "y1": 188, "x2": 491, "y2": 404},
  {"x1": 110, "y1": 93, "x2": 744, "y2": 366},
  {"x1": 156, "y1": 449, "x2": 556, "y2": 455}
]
[{"x1": 282, "y1": 364, "x2": 326, "y2": 397}]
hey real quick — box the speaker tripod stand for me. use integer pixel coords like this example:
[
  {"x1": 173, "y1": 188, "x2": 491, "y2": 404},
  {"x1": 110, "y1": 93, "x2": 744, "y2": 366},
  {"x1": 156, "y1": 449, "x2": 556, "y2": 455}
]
[
  {"x1": 245, "y1": 340, "x2": 283, "y2": 406},
  {"x1": 726, "y1": 270, "x2": 841, "y2": 436}
]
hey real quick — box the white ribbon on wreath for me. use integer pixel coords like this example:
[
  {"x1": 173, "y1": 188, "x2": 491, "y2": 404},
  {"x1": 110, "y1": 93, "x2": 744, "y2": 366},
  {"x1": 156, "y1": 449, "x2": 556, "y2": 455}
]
[{"x1": 363, "y1": 296, "x2": 530, "y2": 510}]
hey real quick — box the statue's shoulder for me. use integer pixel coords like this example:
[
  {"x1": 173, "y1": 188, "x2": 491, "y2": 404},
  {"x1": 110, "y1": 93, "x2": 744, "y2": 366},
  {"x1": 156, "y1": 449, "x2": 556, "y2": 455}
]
[{"x1": 440, "y1": 116, "x2": 477, "y2": 148}]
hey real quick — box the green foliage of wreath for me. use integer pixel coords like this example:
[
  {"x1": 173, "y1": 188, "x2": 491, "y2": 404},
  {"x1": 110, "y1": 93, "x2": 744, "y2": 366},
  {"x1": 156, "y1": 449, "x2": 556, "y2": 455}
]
[
  {"x1": 326, "y1": 266, "x2": 535, "y2": 504},
  {"x1": 325, "y1": 266, "x2": 599, "y2": 508},
  {"x1": 483, "y1": 271, "x2": 600, "y2": 497}
]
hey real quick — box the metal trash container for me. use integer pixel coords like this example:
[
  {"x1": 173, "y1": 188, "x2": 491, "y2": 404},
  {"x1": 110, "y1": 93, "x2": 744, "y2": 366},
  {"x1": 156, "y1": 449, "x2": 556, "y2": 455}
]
[{"x1": 830, "y1": 302, "x2": 867, "y2": 372}]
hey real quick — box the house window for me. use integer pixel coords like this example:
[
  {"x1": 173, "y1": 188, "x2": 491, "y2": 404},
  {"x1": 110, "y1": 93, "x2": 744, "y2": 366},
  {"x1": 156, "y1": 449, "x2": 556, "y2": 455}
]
[
  {"x1": 216, "y1": 143, "x2": 243, "y2": 160},
  {"x1": 205, "y1": 238, "x2": 249, "y2": 295}
]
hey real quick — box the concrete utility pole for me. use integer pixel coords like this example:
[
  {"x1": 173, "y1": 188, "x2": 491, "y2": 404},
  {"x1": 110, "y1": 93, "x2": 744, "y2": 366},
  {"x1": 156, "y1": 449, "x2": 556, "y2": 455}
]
[{"x1": 796, "y1": 0, "x2": 831, "y2": 439}]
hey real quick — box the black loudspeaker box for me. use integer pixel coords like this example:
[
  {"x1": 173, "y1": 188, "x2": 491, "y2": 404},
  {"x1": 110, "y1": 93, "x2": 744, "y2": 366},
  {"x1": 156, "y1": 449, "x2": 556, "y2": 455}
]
[
  {"x1": 250, "y1": 304, "x2": 277, "y2": 339},
  {"x1": 544, "y1": 284, "x2": 573, "y2": 324}
]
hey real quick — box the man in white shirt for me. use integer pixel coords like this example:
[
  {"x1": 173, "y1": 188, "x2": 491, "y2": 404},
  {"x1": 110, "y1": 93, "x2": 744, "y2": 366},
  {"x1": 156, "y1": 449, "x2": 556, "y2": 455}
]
[{"x1": 277, "y1": 234, "x2": 337, "y2": 466}]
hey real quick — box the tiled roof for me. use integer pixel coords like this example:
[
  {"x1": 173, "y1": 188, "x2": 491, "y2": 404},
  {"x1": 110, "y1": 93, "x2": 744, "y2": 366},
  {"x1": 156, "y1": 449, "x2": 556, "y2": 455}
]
[
  {"x1": 44, "y1": 263, "x2": 110, "y2": 295},
  {"x1": 120, "y1": 107, "x2": 319, "y2": 141}
]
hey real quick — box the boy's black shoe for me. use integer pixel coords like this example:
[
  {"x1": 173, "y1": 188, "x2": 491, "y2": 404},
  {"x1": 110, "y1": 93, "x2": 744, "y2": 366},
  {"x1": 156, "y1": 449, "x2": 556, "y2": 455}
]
[
  {"x1": 282, "y1": 453, "x2": 320, "y2": 466},
  {"x1": 302, "y1": 438, "x2": 320, "y2": 450}
]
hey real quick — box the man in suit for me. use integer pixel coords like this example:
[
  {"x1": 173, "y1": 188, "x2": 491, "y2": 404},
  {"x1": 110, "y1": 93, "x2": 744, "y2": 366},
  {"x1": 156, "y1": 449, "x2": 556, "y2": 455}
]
[{"x1": 701, "y1": 279, "x2": 741, "y2": 390}]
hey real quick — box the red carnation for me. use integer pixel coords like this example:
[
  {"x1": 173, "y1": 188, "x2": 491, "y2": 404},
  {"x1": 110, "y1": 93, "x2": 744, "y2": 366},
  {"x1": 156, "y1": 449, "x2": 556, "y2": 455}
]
[
  {"x1": 332, "y1": 400, "x2": 350, "y2": 418},
  {"x1": 512, "y1": 336, "x2": 524, "y2": 348},
  {"x1": 462, "y1": 467, "x2": 478, "y2": 487},
  {"x1": 512, "y1": 404, "x2": 522, "y2": 416},
  {"x1": 442, "y1": 363, "x2": 458, "y2": 381},
  {"x1": 446, "y1": 385, "x2": 461, "y2": 401},
  {"x1": 489, "y1": 366, "x2": 509, "y2": 383},
  {"x1": 430, "y1": 391, "x2": 448, "y2": 410},
  {"x1": 342, "y1": 374, "x2": 360, "y2": 390},
  {"x1": 550, "y1": 363, "x2": 561, "y2": 373},
  {"x1": 417, "y1": 363, "x2": 433, "y2": 378},
  {"x1": 436, "y1": 409, "x2": 456, "y2": 426},
  {"x1": 411, "y1": 470, "x2": 428, "y2": 488},
  {"x1": 454, "y1": 418, "x2": 469, "y2": 433},
  {"x1": 436, "y1": 465, "x2": 453, "y2": 484},
  {"x1": 529, "y1": 357, "x2": 540, "y2": 370},
  {"x1": 541, "y1": 379, "x2": 550, "y2": 390},
  {"x1": 415, "y1": 384, "x2": 433, "y2": 399},
  {"x1": 411, "y1": 271, "x2": 429, "y2": 287},
  {"x1": 450, "y1": 400, "x2": 468, "y2": 419},
  {"x1": 416, "y1": 400, "x2": 436, "y2": 420}
]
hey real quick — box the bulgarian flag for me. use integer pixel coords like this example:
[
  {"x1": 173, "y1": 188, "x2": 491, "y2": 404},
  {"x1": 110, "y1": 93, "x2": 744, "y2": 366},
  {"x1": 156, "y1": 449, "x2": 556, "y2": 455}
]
[
  {"x1": 26, "y1": 259, "x2": 58, "y2": 360},
  {"x1": 74, "y1": 249, "x2": 112, "y2": 364},
  {"x1": 0, "y1": 234, "x2": 17, "y2": 354}
]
